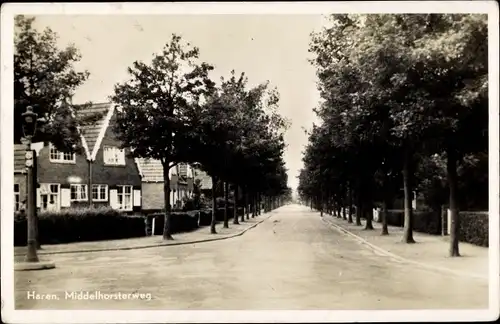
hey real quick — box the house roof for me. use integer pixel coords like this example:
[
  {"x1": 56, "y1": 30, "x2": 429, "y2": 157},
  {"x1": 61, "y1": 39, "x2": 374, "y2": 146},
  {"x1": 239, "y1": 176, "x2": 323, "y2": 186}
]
[
  {"x1": 14, "y1": 144, "x2": 27, "y2": 173},
  {"x1": 79, "y1": 102, "x2": 114, "y2": 161},
  {"x1": 135, "y1": 158, "x2": 164, "y2": 182}
]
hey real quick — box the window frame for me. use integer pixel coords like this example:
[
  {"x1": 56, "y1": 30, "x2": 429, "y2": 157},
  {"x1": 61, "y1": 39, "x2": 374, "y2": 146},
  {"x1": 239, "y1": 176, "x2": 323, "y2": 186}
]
[
  {"x1": 70, "y1": 184, "x2": 88, "y2": 202},
  {"x1": 92, "y1": 184, "x2": 108, "y2": 202},
  {"x1": 117, "y1": 185, "x2": 133, "y2": 211},
  {"x1": 103, "y1": 146, "x2": 126, "y2": 166},
  {"x1": 49, "y1": 143, "x2": 76, "y2": 164},
  {"x1": 40, "y1": 183, "x2": 61, "y2": 211}
]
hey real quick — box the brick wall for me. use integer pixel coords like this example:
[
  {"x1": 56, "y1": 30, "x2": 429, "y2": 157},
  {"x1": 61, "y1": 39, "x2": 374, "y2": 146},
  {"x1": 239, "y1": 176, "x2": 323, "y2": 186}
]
[
  {"x1": 36, "y1": 145, "x2": 89, "y2": 186},
  {"x1": 142, "y1": 183, "x2": 164, "y2": 211},
  {"x1": 93, "y1": 113, "x2": 141, "y2": 187},
  {"x1": 14, "y1": 173, "x2": 26, "y2": 211},
  {"x1": 141, "y1": 177, "x2": 188, "y2": 212}
]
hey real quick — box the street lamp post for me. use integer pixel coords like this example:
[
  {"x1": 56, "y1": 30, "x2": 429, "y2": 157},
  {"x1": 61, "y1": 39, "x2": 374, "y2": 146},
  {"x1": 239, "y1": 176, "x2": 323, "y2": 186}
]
[{"x1": 15, "y1": 106, "x2": 55, "y2": 271}]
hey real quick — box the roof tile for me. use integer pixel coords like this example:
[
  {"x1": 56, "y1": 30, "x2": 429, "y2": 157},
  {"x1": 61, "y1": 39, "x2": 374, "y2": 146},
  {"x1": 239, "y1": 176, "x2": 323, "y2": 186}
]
[
  {"x1": 136, "y1": 158, "x2": 164, "y2": 182},
  {"x1": 78, "y1": 102, "x2": 112, "y2": 156}
]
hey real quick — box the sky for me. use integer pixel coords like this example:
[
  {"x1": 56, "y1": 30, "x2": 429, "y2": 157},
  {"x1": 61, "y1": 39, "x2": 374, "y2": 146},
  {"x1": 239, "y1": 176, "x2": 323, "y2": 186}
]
[{"x1": 32, "y1": 15, "x2": 323, "y2": 191}]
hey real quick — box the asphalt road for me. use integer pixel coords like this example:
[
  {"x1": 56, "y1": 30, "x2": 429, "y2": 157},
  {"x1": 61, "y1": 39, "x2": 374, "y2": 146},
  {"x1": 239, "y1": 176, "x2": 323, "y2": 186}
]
[{"x1": 15, "y1": 204, "x2": 488, "y2": 310}]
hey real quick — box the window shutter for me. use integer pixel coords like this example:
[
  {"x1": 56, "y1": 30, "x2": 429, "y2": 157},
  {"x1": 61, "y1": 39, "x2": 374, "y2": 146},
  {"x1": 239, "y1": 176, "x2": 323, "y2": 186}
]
[
  {"x1": 133, "y1": 189, "x2": 141, "y2": 207},
  {"x1": 61, "y1": 188, "x2": 71, "y2": 207},
  {"x1": 110, "y1": 189, "x2": 118, "y2": 209},
  {"x1": 36, "y1": 188, "x2": 41, "y2": 208}
]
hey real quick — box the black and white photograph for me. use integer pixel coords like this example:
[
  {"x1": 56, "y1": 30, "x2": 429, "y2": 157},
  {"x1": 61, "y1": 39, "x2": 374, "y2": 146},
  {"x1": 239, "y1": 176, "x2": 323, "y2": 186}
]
[{"x1": 1, "y1": 2, "x2": 499, "y2": 323}]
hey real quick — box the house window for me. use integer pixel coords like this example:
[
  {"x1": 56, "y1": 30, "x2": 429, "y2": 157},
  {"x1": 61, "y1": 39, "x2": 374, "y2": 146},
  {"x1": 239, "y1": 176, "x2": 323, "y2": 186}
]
[
  {"x1": 49, "y1": 144, "x2": 75, "y2": 163},
  {"x1": 40, "y1": 183, "x2": 60, "y2": 211},
  {"x1": 70, "y1": 184, "x2": 88, "y2": 201},
  {"x1": 14, "y1": 184, "x2": 20, "y2": 211},
  {"x1": 117, "y1": 185, "x2": 133, "y2": 210},
  {"x1": 178, "y1": 163, "x2": 188, "y2": 177},
  {"x1": 92, "y1": 184, "x2": 108, "y2": 201},
  {"x1": 103, "y1": 146, "x2": 125, "y2": 165}
]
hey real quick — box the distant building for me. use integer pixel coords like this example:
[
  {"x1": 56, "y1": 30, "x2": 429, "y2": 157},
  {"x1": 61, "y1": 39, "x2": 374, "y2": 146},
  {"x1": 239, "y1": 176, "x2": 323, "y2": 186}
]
[
  {"x1": 135, "y1": 159, "x2": 195, "y2": 212},
  {"x1": 192, "y1": 168, "x2": 212, "y2": 190}
]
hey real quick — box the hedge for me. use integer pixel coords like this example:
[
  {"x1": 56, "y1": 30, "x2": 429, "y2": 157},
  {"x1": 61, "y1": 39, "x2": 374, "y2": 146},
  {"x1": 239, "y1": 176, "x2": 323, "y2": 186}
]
[
  {"x1": 459, "y1": 212, "x2": 488, "y2": 247},
  {"x1": 150, "y1": 211, "x2": 200, "y2": 235},
  {"x1": 385, "y1": 209, "x2": 441, "y2": 235},
  {"x1": 151, "y1": 207, "x2": 246, "y2": 234},
  {"x1": 14, "y1": 207, "x2": 145, "y2": 246},
  {"x1": 14, "y1": 205, "x2": 259, "y2": 246},
  {"x1": 385, "y1": 209, "x2": 488, "y2": 247}
]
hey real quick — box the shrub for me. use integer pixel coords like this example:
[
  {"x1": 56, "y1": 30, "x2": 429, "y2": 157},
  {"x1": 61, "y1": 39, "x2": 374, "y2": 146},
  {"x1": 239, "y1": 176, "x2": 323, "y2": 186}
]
[
  {"x1": 199, "y1": 209, "x2": 212, "y2": 226},
  {"x1": 386, "y1": 209, "x2": 488, "y2": 246},
  {"x1": 459, "y1": 212, "x2": 488, "y2": 247},
  {"x1": 386, "y1": 210, "x2": 404, "y2": 227},
  {"x1": 386, "y1": 209, "x2": 440, "y2": 234},
  {"x1": 14, "y1": 207, "x2": 146, "y2": 246},
  {"x1": 216, "y1": 197, "x2": 234, "y2": 209},
  {"x1": 182, "y1": 197, "x2": 197, "y2": 211},
  {"x1": 152, "y1": 211, "x2": 200, "y2": 235},
  {"x1": 197, "y1": 207, "x2": 245, "y2": 226}
]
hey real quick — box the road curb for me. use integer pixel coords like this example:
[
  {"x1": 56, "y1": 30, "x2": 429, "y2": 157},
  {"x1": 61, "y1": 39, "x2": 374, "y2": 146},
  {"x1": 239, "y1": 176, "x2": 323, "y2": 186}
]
[
  {"x1": 15, "y1": 213, "x2": 273, "y2": 257},
  {"x1": 320, "y1": 216, "x2": 488, "y2": 281}
]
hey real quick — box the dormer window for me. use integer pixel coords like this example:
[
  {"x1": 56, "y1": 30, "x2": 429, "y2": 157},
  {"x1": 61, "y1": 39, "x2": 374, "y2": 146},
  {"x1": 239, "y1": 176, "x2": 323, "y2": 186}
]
[
  {"x1": 103, "y1": 146, "x2": 125, "y2": 165},
  {"x1": 49, "y1": 143, "x2": 76, "y2": 163}
]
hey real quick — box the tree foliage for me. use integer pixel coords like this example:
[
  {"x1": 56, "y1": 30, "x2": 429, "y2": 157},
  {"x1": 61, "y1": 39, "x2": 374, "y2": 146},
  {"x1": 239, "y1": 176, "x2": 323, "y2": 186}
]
[
  {"x1": 112, "y1": 34, "x2": 290, "y2": 238},
  {"x1": 300, "y1": 14, "x2": 487, "y2": 255},
  {"x1": 14, "y1": 15, "x2": 98, "y2": 152},
  {"x1": 111, "y1": 34, "x2": 214, "y2": 239}
]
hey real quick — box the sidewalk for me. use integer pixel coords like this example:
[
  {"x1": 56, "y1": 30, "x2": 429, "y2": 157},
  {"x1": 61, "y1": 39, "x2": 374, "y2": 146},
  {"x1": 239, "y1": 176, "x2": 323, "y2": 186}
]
[
  {"x1": 14, "y1": 214, "x2": 271, "y2": 258},
  {"x1": 321, "y1": 214, "x2": 489, "y2": 280}
]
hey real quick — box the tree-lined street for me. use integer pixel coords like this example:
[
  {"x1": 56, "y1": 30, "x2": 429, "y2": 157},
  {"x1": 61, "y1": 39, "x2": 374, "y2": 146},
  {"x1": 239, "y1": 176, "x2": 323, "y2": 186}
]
[
  {"x1": 299, "y1": 14, "x2": 488, "y2": 256},
  {"x1": 15, "y1": 205, "x2": 488, "y2": 310},
  {"x1": 7, "y1": 9, "x2": 495, "y2": 320}
]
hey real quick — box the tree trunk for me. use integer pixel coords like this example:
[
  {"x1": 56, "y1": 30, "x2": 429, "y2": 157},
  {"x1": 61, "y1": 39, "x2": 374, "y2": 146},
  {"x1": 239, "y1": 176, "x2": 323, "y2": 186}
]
[
  {"x1": 234, "y1": 185, "x2": 240, "y2": 225},
  {"x1": 252, "y1": 194, "x2": 256, "y2": 216},
  {"x1": 251, "y1": 195, "x2": 255, "y2": 217},
  {"x1": 257, "y1": 194, "x2": 260, "y2": 214},
  {"x1": 364, "y1": 204, "x2": 374, "y2": 230},
  {"x1": 347, "y1": 184, "x2": 353, "y2": 223},
  {"x1": 364, "y1": 179, "x2": 374, "y2": 230},
  {"x1": 355, "y1": 190, "x2": 362, "y2": 226},
  {"x1": 223, "y1": 181, "x2": 229, "y2": 228},
  {"x1": 245, "y1": 192, "x2": 250, "y2": 220},
  {"x1": 260, "y1": 194, "x2": 263, "y2": 214},
  {"x1": 234, "y1": 184, "x2": 240, "y2": 225},
  {"x1": 210, "y1": 176, "x2": 217, "y2": 234},
  {"x1": 381, "y1": 196, "x2": 389, "y2": 235},
  {"x1": 402, "y1": 148, "x2": 416, "y2": 243},
  {"x1": 162, "y1": 162, "x2": 173, "y2": 240},
  {"x1": 447, "y1": 148, "x2": 460, "y2": 257}
]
